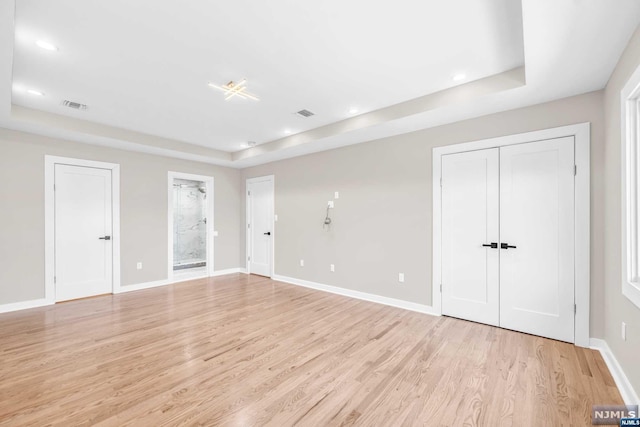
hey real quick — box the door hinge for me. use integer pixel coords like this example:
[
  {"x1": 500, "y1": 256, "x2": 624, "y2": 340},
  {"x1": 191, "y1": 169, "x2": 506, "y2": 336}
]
[
  {"x1": 248, "y1": 256, "x2": 251, "y2": 261},
  {"x1": 440, "y1": 283, "x2": 442, "y2": 292},
  {"x1": 574, "y1": 304, "x2": 577, "y2": 315},
  {"x1": 574, "y1": 165, "x2": 577, "y2": 176},
  {"x1": 248, "y1": 223, "x2": 250, "y2": 229},
  {"x1": 54, "y1": 276, "x2": 56, "y2": 284},
  {"x1": 248, "y1": 190, "x2": 251, "y2": 196},
  {"x1": 53, "y1": 184, "x2": 56, "y2": 191},
  {"x1": 440, "y1": 177, "x2": 442, "y2": 187}
]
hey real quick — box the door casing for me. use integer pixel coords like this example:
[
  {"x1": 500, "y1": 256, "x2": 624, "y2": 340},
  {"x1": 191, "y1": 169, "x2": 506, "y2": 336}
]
[
  {"x1": 45, "y1": 156, "x2": 121, "y2": 302},
  {"x1": 432, "y1": 123, "x2": 591, "y2": 347}
]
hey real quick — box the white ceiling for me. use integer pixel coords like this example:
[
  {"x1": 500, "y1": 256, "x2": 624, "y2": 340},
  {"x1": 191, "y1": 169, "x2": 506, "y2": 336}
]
[{"x1": 1, "y1": 1, "x2": 640, "y2": 167}]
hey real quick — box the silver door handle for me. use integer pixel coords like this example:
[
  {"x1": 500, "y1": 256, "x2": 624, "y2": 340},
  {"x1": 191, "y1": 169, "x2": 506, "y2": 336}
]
[{"x1": 99, "y1": 236, "x2": 111, "y2": 241}]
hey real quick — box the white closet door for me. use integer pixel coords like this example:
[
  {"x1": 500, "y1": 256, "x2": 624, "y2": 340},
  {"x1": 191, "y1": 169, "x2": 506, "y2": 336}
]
[
  {"x1": 441, "y1": 148, "x2": 500, "y2": 326},
  {"x1": 247, "y1": 177, "x2": 273, "y2": 277},
  {"x1": 55, "y1": 164, "x2": 113, "y2": 301},
  {"x1": 499, "y1": 137, "x2": 575, "y2": 342}
]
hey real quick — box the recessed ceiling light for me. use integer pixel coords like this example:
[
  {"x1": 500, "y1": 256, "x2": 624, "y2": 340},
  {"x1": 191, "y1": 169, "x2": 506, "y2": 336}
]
[
  {"x1": 452, "y1": 73, "x2": 466, "y2": 82},
  {"x1": 26, "y1": 89, "x2": 44, "y2": 96},
  {"x1": 284, "y1": 129, "x2": 292, "y2": 135},
  {"x1": 36, "y1": 40, "x2": 58, "y2": 51},
  {"x1": 349, "y1": 107, "x2": 359, "y2": 114}
]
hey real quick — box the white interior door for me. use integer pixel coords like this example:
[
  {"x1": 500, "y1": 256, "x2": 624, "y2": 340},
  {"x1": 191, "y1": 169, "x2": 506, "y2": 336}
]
[
  {"x1": 499, "y1": 137, "x2": 575, "y2": 342},
  {"x1": 441, "y1": 148, "x2": 500, "y2": 326},
  {"x1": 55, "y1": 164, "x2": 113, "y2": 301},
  {"x1": 247, "y1": 177, "x2": 273, "y2": 277}
]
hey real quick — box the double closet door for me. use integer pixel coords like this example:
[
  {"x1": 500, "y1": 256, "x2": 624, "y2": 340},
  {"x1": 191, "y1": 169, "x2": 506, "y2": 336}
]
[{"x1": 441, "y1": 137, "x2": 575, "y2": 343}]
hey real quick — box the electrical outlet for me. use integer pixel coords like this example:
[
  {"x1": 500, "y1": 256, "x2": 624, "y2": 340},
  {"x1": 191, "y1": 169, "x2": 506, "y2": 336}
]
[
  {"x1": 328, "y1": 201, "x2": 334, "y2": 208},
  {"x1": 136, "y1": 262, "x2": 142, "y2": 270},
  {"x1": 300, "y1": 259, "x2": 304, "y2": 267},
  {"x1": 330, "y1": 264, "x2": 335, "y2": 272},
  {"x1": 335, "y1": 191, "x2": 340, "y2": 199},
  {"x1": 622, "y1": 322, "x2": 627, "y2": 341},
  {"x1": 398, "y1": 273, "x2": 405, "y2": 283}
]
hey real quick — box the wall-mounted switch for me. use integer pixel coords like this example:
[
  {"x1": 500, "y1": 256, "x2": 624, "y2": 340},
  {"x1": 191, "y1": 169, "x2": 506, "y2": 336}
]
[
  {"x1": 398, "y1": 273, "x2": 405, "y2": 283},
  {"x1": 137, "y1": 262, "x2": 143, "y2": 270},
  {"x1": 300, "y1": 259, "x2": 304, "y2": 267},
  {"x1": 622, "y1": 322, "x2": 627, "y2": 341},
  {"x1": 328, "y1": 201, "x2": 334, "y2": 208},
  {"x1": 335, "y1": 192, "x2": 340, "y2": 199},
  {"x1": 275, "y1": 214, "x2": 278, "y2": 222},
  {"x1": 213, "y1": 230, "x2": 219, "y2": 237},
  {"x1": 330, "y1": 264, "x2": 335, "y2": 272}
]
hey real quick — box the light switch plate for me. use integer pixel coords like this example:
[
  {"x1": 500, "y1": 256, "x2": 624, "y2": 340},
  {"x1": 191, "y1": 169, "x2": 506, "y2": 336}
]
[
  {"x1": 213, "y1": 230, "x2": 219, "y2": 237},
  {"x1": 328, "y1": 201, "x2": 334, "y2": 208},
  {"x1": 335, "y1": 192, "x2": 340, "y2": 199}
]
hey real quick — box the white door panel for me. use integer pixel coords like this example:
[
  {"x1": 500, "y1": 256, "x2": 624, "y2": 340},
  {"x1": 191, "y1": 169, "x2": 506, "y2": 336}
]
[
  {"x1": 55, "y1": 165, "x2": 113, "y2": 301},
  {"x1": 499, "y1": 137, "x2": 575, "y2": 342},
  {"x1": 248, "y1": 178, "x2": 273, "y2": 277},
  {"x1": 441, "y1": 148, "x2": 500, "y2": 326}
]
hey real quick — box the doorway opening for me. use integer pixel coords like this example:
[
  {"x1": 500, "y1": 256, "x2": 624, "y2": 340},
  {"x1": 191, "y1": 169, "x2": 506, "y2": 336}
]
[{"x1": 168, "y1": 172, "x2": 214, "y2": 281}]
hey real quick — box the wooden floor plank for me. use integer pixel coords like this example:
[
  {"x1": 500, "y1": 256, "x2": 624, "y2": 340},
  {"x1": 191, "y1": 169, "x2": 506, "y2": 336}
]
[{"x1": 0, "y1": 274, "x2": 624, "y2": 426}]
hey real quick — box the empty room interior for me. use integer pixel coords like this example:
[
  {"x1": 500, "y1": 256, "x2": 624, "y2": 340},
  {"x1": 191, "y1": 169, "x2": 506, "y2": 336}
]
[{"x1": 3, "y1": 1, "x2": 640, "y2": 425}]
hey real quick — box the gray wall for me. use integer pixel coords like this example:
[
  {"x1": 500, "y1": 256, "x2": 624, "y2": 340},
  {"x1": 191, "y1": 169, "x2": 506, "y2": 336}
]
[
  {"x1": 0, "y1": 128, "x2": 241, "y2": 304},
  {"x1": 604, "y1": 25, "x2": 640, "y2": 395},
  {"x1": 243, "y1": 91, "x2": 606, "y2": 336}
]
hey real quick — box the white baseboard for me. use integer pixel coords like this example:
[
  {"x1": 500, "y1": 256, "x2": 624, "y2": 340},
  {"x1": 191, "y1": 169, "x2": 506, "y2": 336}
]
[
  {"x1": 272, "y1": 274, "x2": 440, "y2": 316},
  {"x1": 115, "y1": 278, "x2": 172, "y2": 293},
  {"x1": 0, "y1": 298, "x2": 52, "y2": 314},
  {"x1": 590, "y1": 338, "x2": 640, "y2": 405},
  {"x1": 211, "y1": 268, "x2": 247, "y2": 276},
  {"x1": 116, "y1": 268, "x2": 247, "y2": 294}
]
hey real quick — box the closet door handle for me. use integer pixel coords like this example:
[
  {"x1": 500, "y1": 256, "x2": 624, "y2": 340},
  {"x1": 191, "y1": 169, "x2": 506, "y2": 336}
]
[
  {"x1": 482, "y1": 243, "x2": 498, "y2": 249},
  {"x1": 99, "y1": 236, "x2": 111, "y2": 241},
  {"x1": 500, "y1": 243, "x2": 516, "y2": 249},
  {"x1": 263, "y1": 232, "x2": 271, "y2": 236}
]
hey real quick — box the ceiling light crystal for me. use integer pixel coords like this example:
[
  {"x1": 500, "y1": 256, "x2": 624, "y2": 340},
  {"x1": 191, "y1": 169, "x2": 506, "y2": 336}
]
[
  {"x1": 208, "y1": 79, "x2": 259, "y2": 101},
  {"x1": 36, "y1": 40, "x2": 58, "y2": 51}
]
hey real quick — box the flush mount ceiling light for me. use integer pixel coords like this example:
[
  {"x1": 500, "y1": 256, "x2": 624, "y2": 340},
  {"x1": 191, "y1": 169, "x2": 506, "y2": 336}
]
[
  {"x1": 452, "y1": 73, "x2": 467, "y2": 81},
  {"x1": 26, "y1": 89, "x2": 44, "y2": 96},
  {"x1": 349, "y1": 107, "x2": 359, "y2": 114},
  {"x1": 208, "y1": 79, "x2": 259, "y2": 101},
  {"x1": 36, "y1": 40, "x2": 58, "y2": 51}
]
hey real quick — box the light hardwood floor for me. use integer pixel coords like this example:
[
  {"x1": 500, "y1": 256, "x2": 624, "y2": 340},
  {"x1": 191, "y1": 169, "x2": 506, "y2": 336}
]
[{"x1": 0, "y1": 274, "x2": 622, "y2": 426}]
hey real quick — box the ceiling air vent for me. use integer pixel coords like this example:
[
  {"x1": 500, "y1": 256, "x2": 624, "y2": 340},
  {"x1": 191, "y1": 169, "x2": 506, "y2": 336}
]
[
  {"x1": 295, "y1": 109, "x2": 314, "y2": 118},
  {"x1": 62, "y1": 100, "x2": 88, "y2": 110}
]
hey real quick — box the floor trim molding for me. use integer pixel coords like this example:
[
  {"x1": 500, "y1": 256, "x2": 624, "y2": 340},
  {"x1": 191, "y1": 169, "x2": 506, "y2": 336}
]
[
  {"x1": 0, "y1": 298, "x2": 52, "y2": 314},
  {"x1": 272, "y1": 274, "x2": 440, "y2": 316},
  {"x1": 117, "y1": 268, "x2": 247, "y2": 294},
  {"x1": 211, "y1": 268, "x2": 247, "y2": 276},
  {"x1": 590, "y1": 338, "x2": 640, "y2": 405}
]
